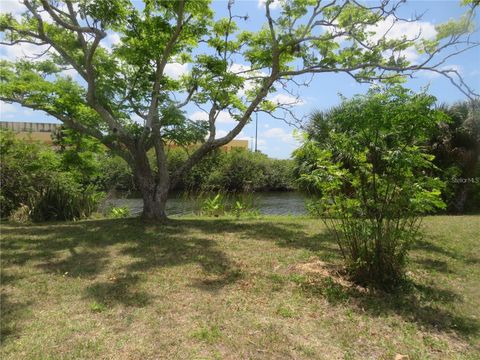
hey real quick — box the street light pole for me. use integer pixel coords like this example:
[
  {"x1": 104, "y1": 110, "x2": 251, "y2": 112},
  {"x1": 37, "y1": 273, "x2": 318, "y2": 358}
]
[{"x1": 255, "y1": 112, "x2": 258, "y2": 152}]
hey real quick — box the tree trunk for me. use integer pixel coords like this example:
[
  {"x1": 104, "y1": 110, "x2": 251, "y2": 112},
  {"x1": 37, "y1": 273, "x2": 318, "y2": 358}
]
[
  {"x1": 141, "y1": 183, "x2": 169, "y2": 221},
  {"x1": 133, "y1": 149, "x2": 170, "y2": 221}
]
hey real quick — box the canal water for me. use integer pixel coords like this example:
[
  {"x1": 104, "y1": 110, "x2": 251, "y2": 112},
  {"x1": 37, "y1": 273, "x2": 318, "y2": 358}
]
[{"x1": 106, "y1": 192, "x2": 308, "y2": 216}]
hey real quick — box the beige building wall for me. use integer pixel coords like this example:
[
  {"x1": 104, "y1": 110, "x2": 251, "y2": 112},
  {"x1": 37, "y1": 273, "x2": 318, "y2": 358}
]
[{"x1": 0, "y1": 122, "x2": 60, "y2": 144}]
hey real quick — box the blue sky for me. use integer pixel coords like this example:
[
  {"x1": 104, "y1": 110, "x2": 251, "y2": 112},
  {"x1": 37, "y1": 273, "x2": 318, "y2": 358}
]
[{"x1": 1, "y1": 0, "x2": 479, "y2": 159}]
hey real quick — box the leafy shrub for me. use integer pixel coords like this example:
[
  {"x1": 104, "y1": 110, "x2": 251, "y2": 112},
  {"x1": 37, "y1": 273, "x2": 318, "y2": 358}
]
[
  {"x1": 31, "y1": 180, "x2": 103, "y2": 222},
  {"x1": 107, "y1": 206, "x2": 131, "y2": 218},
  {"x1": 1, "y1": 130, "x2": 60, "y2": 217},
  {"x1": 97, "y1": 154, "x2": 137, "y2": 192},
  {"x1": 230, "y1": 195, "x2": 260, "y2": 218},
  {"x1": 53, "y1": 126, "x2": 105, "y2": 185},
  {"x1": 1, "y1": 130, "x2": 103, "y2": 222},
  {"x1": 201, "y1": 194, "x2": 225, "y2": 216},
  {"x1": 205, "y1": 149, "x2": 267, "y2": 191},
  {"x1": 197, "y1": 192, "x2": 260, "y2": 218},
  {"x1": 264, "y1": 159, "x2": 296, "y2": 191},
  {"x1": 295, "y1": 87, "x2": 447, "y2": 289}
]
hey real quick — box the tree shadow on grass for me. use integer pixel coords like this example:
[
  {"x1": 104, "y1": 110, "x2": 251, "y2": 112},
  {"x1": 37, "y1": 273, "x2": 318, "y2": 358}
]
[
  {"x1": 297, "y1": 273, "x2": 478, "y2": 341},
  {"x1": 85, "y1": 273, "x2": 151, "y2": 308},
  {"x1": 413, "y1": 239, "x2": 461, "y2": 260},
  {"x1": 36, "y1": 247, "x2": 110, "y2": 278},
  {"x1": 163, "y1": 218, "x2": 339, "y2": 258},
  {"x1": 413, "y1": 237, "x2": 480, "y2": 266},
  {"x1": 0, "y1": 292, "x2": 32, "y2": 345},
  {"x1": 355, "y1": 285, "x2": 478, "y2": 341},
  {"x1": 414, "y1": 258, "x2": 451, "y2": 273},
  {"x1": 10, "y1": 217, "x2": 457, "y2": 343},
  {"x1": 1, "y1": 219, "x2": 320, "y2": 310}
]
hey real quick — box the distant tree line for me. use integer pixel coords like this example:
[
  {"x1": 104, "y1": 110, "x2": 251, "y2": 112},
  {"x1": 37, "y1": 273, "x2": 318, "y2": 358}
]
[{"x1": 93, "y1": 145, "x2": 297, "y2": 194}]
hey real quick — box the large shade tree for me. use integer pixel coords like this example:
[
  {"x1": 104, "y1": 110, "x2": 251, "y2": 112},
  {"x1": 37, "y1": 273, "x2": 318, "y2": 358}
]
[{"x1": 0, "y1": 0, "x2": 478, "y2": 219}]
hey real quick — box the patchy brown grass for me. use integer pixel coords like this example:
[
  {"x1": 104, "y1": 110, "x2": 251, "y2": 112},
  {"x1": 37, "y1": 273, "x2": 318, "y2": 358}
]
[{"x1": 1, "y1": 215, "x2": 479, "y2": 359}]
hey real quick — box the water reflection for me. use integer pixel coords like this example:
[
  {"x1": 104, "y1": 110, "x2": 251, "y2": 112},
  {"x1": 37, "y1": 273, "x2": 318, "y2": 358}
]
[{"x1": 106, "y1": 192, "x2": 307, "y2": 216}]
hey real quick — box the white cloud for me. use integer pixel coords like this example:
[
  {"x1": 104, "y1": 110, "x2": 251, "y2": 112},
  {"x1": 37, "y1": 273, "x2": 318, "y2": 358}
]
[
  {"x1": 164, "y1": 62, "x2": 189, "y2": 80},
  {"x1": 105, "y1": 33, "x2": 121, "y2": 47},
  {"x1": 401, "y1": 47, "x2": 421, "y2": 63},
  {"x1": 320, "y1": 24, "x2": 348, "y2": 44},
  {"x1": 368, "y1": 16, "x2": 437, "y2": 64},
  {"x1": 59, "y1": 68, "x2": 78, "y2": 79},
  {"x1": 216, "y1": 111, "x2": 236, "y2": 124},
  {"x1": 0, "y1": 101, "x2": 35, "y2": 120},
  {"x1": 268, "y1": 93, "x2": 305, "y2": 106},
  {"x1": 229, "y1": 63, "x2": 251, "y2": 74},
  {"x1": 323, "y1": 16, "x2": 437, "y2": 64},
  {"x1": 101, "y1": 33, "x2": 121, "y2": 53},
  {"x1": 229, "y1": 63, "x2": 267, "y2": 97},
  {"x1": 371, "y1": 17, "x2": 436, "y2": 43},
  {"x1": 1, "y1": 101, "x2": 17, "y2": 114},
  {"x1": 190, "y1": 110, "x2": 236, "y2": 124},
  {"x1": 0, "y1": 41, "x2": 50, "y2": 61},
  {"x1": 258, "y1": 0, "x2": 281, "y2": 10},
  {"x1": 131, "y1": 114, "x2": 144, "y2": 124},
  {"x1": 263, "y1": 127, "x2": 298, "y2": 146},
  {"x1": 211, "y1": 130, "x2": 257, "y2": 142},
  {"x1": 0, "y1": 0, "x2": 26, "y2": 20},
  {"x1": 215, "y1": 130, "x2": 228, "y2": 139},
  {"x1": 0, "y1": 1, "x2": 53, "y2": 22}
]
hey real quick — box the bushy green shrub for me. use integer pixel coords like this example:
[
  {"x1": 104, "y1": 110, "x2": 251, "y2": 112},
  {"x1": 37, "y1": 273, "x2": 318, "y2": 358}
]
[
  {"x1": 97, "y1": 154, "x2": 137, "y2": 192},
  {"x1": 295, "y1": 87, "x2": 447, "y2": 289},
  {"x1": 0, "y1": 130, "x2": 103, "y2": 222},
  {"x1": 207, "y1": 149, "x2": 268, "y2": 191},
  {"x1": 200, "y1": 193, "x2": 225, "y2": 216},
  {"x1": 53, "y1": 126, "x2": 104, "y2": 185},
  {"x1": 265, "y1": 158, "x2": 296, "y2": 191},
  {"x1": 198, "y1": 192, "x2": 259, "y2": 218},
  {"x1": 106, "y1": 206, "x2": 131, "y2": 219},
  {"x1": 166, "y1": 146, "x2": 223, "y2": 192},
  {"x1": 31, "y1": 181, "x2": 103, "y2": 222}
]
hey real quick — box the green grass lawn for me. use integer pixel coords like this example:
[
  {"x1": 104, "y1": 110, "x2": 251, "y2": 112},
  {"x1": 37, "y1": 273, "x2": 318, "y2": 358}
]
[{"x1": 1, "y1": 215, "x2": 479, "y2": 359}]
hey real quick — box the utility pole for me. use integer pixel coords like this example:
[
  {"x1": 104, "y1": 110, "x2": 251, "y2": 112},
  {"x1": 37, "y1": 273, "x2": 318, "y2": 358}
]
[{"x1": 255, "y1": 112, "x2": 258, "y2": 152}]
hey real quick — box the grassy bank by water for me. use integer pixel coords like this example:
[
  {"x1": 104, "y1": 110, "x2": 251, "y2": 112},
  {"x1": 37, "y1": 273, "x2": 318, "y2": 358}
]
[{"x1": 1, "y1": 216, "x2": 479, "y2": 359}]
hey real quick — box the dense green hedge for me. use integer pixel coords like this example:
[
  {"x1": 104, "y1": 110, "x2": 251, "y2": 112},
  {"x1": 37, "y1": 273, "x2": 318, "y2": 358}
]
[{"x1": 0, "y1": 130, "x2": 103, "y2": 221}]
